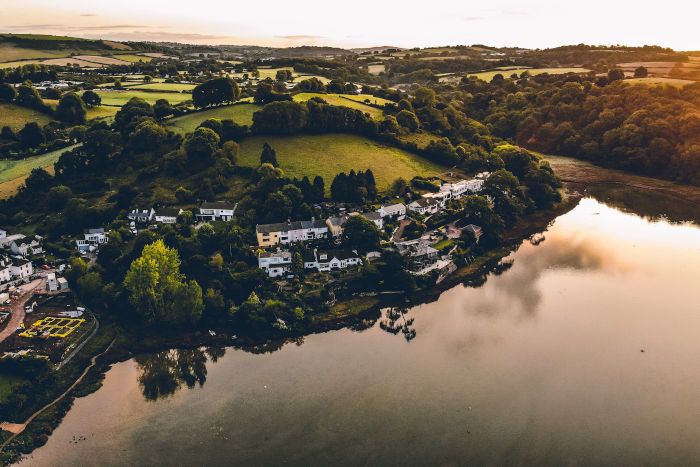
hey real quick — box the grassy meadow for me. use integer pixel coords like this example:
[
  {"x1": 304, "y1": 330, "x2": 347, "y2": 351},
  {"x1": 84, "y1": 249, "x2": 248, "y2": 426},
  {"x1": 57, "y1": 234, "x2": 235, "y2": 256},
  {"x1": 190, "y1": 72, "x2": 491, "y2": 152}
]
[
  {"x1": 292, "y1": 93, "x2": 389, "y2": 119},
  {"x1": 0, "y1": 103, "x2": 54, "y2": 131},
  {"x1": 164, "y1": 103, "x2": 261, "y2": 133},
  {"x1": 436, "y1": 67, "x2": 591, "y2": 83},
  {"x1": 128, "y1": 83, "x2": 196, "y2": 92},
  {"x1": 0, "y1": 144, "x2": 77, "y2": 185},
  {"x1": 624, "y1": 77, "x2": 694, "y2": 88},
  {"x1": 87, "y1": 90, "x2": 193, "y2": 106},
  {"x1": 238, "y1": 133, "x2": 445, "y2": 191}
]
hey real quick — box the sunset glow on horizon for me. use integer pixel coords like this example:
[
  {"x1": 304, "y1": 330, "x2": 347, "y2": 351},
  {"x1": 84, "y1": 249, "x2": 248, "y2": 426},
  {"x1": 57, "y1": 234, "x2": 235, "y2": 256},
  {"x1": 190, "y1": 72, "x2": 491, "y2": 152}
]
[{"x1": 4, "y1": 0, "x2": 700, "y2": 50}]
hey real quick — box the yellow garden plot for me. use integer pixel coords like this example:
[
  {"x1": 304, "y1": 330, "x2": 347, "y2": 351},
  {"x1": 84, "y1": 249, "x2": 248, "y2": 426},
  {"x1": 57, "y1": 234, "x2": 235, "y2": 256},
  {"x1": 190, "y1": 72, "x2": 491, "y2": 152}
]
[{"x1": 20, "y1": 317, "x2": 85, "y2": 338}]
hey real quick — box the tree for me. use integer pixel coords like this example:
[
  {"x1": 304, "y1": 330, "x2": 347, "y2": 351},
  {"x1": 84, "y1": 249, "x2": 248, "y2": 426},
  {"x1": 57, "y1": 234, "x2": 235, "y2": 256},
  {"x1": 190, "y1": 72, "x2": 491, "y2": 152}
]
[
  {"x1": 292, "y1": 251, "x2": 304, "y2": 278},
  {"x1": 153, "y1": 98, "x2": 173, "y2": 119},
  {"x1": 123, "y1": 240, "x2": 203, "y2": 325},
  {"x1": 413, "y1": 87, "x2": 436, "y2": 108},
  {"x1": 129, "y1": 120, "x2": 167, "y2": 153},
  {"x1": 396, "y1": 110, "x2": 420, "y2": 131},
  {"x1": 342, "y1": 215, "x2": 382, "y2": 253},
  {"x1": 607, "y1": 68, "x2": 625, "y2": 82},
  {"x1": 15, "y1": 84, "x2": 44, "y2": 109},
  {"x1": 260, "y1": 142, "x2": 278, "y2": 167},
  {"x1": 19, "y1": 122, "x2": 45, "y2": 148},
  {"x1": 275, "y1": 69, "x2": 293, "y2": 81},
  {"x1": 184, "y1": 127, "x2": 220, "y2": 161},
  {"x1": 217, "y1": 140, "x2": 239, "y2": 165},
  {"x1": 192, "y1": 78, "x2": 240, "y2": 108},
  {"x1": 0, "y1": 83, "x2": 16, "y2": 101},
  {"x1": 390, "y1": 177, "x2": 408, "y2": 197},
  {"x1": 312, "y1": 175, "x2": 325, "y2": 202},
  {"x1": 23, "y1": 168, "x2": 52, "y2": 192},
  {"x1": 1, "y1": 126, "x2": 16, "y2": 141},
  {"x1": 175, "y1": 186, "x2": 194, "y2": 204},
  {"x1": 633, "y1": 66, "x2": 648, "y2": 78},
  {"x1": 82, "y1": 90, "x2": 101, "y2": 108}
]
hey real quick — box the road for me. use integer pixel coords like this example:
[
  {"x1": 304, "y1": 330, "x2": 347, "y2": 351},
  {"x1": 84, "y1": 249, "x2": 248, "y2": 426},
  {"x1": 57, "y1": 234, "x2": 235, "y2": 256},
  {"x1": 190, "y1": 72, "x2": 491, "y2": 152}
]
[{"x1": 0, "y1": 277, "x2": 45, "y2": 344}]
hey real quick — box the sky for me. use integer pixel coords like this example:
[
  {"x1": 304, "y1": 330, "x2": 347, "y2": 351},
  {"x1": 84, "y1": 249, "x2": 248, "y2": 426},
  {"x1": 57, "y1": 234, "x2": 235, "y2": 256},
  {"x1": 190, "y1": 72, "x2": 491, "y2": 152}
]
[{"x1": 3, "y1": 0, "x2": 699, "y2": 50}]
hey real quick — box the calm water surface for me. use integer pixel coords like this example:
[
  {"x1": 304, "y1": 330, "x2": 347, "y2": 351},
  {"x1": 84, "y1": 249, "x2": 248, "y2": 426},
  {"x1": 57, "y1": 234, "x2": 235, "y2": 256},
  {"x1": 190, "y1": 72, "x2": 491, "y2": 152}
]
[{"x1": 17, "y1": 194, "x2": 700, "y2": 466}]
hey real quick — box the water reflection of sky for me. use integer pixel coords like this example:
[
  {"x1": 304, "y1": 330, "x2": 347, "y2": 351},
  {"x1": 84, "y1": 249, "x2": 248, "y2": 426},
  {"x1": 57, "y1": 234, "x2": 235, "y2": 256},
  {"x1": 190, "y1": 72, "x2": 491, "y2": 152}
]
[{"x1": 18, "y1": 197, "x2": 700, "y2": 466}]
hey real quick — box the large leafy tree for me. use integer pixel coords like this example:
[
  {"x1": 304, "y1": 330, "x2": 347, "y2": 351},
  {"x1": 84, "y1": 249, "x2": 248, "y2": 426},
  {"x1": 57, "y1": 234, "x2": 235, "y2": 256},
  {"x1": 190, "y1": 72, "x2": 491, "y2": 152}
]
[
  {"x1": 192, "y1": 78, "x2": 240, "y2": 108},
  {"x1": 342, "y1": 215, "x2": 382, "y2": 253},
  {"x1": 56, "y1": 92, "x2": 87, "y2": 124},
  {"x1": 123, "y1": 240, "x2": 203, "y2": 325}
]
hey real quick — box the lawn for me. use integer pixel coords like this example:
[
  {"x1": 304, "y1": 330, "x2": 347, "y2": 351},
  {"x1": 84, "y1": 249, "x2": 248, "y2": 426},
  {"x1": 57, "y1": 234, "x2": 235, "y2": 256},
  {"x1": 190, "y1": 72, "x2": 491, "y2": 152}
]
[
  {"x1": 238, "y1": 133, "x2": 445, "y2": 191},
  {"x1": 293, "y1": 93, "x2": 388, "y2": 120},
  {"x1": 87, "y1": 90, "x2": 193, "y2": 106},
  {"x1": 0, "y1": 103, "x2": 54, "y2": 131},
  {"x1": 128, "y1": 83, "x2": 196, "y2": 92},
  {"x1": 164, "y1": 103, "x2": 261, "y2": 133},
  {"x1": 0, "y1": 144, "x2": 77, "y2": 184}
]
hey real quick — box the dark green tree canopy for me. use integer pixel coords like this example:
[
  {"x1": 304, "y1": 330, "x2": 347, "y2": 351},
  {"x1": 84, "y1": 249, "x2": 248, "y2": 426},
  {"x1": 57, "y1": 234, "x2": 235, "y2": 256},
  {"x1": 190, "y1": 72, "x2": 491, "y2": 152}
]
[
  {"x1": 192, "y1": 78, "x2": 240, "y2": 108},
  {"x1": 55, "y1": 92, "x2": 87, "y2": 124}
]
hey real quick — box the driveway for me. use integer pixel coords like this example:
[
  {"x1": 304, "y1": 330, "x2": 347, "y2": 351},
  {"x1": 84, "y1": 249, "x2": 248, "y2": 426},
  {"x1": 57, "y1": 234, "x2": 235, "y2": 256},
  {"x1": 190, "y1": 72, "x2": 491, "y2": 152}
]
[{"x1": 0, "y1": 277, "x2": 45, "y2": 344}]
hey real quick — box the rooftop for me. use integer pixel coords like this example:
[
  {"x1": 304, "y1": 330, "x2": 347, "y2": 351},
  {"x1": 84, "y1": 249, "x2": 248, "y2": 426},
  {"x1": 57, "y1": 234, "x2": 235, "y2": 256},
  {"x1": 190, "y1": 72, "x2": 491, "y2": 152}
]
[{"x1": 201, "y1": 200, "x2": 236, "y2": 210}]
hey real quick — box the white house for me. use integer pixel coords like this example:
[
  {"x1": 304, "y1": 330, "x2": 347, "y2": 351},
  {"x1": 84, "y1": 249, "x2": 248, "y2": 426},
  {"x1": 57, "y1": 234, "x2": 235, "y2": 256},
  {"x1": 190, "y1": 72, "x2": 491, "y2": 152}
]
[
  {"x1": 154, "y1": 207, "x2": 183, "y2": 224},
  {"x1": 407, "y1": 198, "x2": 441, "y2": 215},
  {"x1": 378, "y1": 203, "x2": 406, "y2": 219},
  {"x1": 0, "y1": 229, "x2": 6, "y2": 239},
  {"x1": 361, "y1": 211, "x2": 384, "y2": 230},
  {"x1": 47, "y1": 272, "x2": 58, "y2": 292},
  {"x1": 0, "y1": 233, "x2": 25, "y2": 249},
  {"x1": 258, "y1": 250, "x2": 293, "y2": 278},
  {"x1": 10, "y1": 238, "x2": 43, "y2": 257},
  {"x1": 315, "y1": 249, "x2": 362, "y2": 272},
  {"x1": 128, "y1": 208, "x2": 155, "y2": 224},
  {"x1": 57, "y1": 277, "x2": 69, "y2": 290},
  {"x1": 77, "y1": 228, "x2": 109, "y2": 252},
  {"x1": 198, "y1": 201, "x2": 236, "y2": 221},
  {"x1": 256, "y1": 219, "x2": 329, "y2": 247},
  {"x1": 9, "y1": 257, "x2": 33, "y2": 279},
  {"x1": 0, "y1": 256, "x2": 11, "y2": 283}
]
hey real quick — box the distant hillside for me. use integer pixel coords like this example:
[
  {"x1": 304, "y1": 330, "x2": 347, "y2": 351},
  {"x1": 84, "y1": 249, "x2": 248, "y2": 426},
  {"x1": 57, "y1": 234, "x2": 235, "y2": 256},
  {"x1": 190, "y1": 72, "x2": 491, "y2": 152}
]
[
  {"x1": 163, "y1": 43, "x2": 353, "y2": 60},
  {"x1": 0, "y1": 33, "x2": 133, "y2": 62},
  {"x1": 350, "y1": 46, "x2": 405, "y2": 54}
]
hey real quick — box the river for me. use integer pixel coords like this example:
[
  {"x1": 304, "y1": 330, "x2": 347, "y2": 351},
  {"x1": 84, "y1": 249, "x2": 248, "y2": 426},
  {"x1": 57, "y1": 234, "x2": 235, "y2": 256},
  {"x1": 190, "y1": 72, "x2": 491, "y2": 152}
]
[{"x1": 16, "y1": 189, "x2": 700, "y2": 466}]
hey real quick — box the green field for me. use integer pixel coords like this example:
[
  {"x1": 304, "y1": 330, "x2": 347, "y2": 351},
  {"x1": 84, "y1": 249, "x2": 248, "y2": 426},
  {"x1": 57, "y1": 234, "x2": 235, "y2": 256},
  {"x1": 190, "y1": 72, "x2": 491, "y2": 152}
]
[
  {"x1": 0, "y1": 144, "x2": 77, "y2": 184},
  {"x1": 128, "y1": 83, "x2": 196, "y2": 92},
  {"x1": 238, "y1": 133, "x2": 445, "y2": 191},
  {"x1": 88, "y1": 90, "x2": 193, "y2": 106},
  {"x1": 0, "y1": 103, "x2": 54, "y2": 131},
  {"x1": 293, "y1": 93, "x2": 389, "y2": 119},
  {"x1": 463, "y1": 67, "x2": 590, "y2": 82},
  {"x1": 164, "y1": 104, "x2": 261, "y2": 133},
  {"x1": 114, "y1": 54, "x2": 153, "y2": 63},
  {"x1": 43, "y1": 99, "x2": 119, "y2": 120},
  {"x1": 625, "y1": 77, "x2": 695, "y2": 88}
]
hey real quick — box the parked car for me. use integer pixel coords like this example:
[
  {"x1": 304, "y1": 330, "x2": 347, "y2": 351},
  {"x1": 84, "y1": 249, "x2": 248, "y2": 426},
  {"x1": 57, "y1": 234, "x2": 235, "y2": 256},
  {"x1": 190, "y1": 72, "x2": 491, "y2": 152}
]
[{"x1": 41, "y1": 265, "x2": 51, "y2": 270}]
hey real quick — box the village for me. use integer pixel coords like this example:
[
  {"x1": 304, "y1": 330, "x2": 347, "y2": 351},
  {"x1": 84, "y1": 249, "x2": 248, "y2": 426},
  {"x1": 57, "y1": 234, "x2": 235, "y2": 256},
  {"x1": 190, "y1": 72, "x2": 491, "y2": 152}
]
[{"x1": 67, "y1": 172, "x2": 491, "y2": 284}]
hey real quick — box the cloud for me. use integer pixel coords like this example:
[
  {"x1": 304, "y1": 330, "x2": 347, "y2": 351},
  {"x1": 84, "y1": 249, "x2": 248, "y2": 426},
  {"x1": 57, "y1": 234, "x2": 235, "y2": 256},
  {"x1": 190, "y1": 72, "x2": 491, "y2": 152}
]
[
  {"x1": 463, "y1": 16, "x2": 484, "y2": 21},
  {"x1": 80, "y1": 14, "x2": 96, "y2": 17}
]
